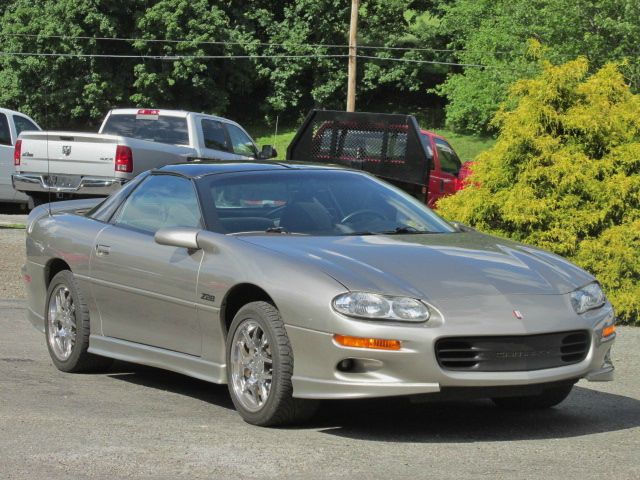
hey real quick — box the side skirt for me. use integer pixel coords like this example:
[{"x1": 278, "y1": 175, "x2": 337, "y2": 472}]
[{"x1": 88, "y1": 335, "x2": 226, "y2": 384}]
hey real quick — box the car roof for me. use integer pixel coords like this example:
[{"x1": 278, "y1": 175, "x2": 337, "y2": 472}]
[{"x1": 156, "y1": 161, "x2": 347, "y2": 179}]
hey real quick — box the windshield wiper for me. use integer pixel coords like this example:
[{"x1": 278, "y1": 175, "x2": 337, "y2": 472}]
[{"x1": 380, "y1": 227, "x2": 436, "y2": 235}]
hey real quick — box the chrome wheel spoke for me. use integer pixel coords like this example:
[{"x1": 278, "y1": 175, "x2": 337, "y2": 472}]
[
  {"x1": 231, "y1": 320, "x2": 274, "y2": 413},
  {"x1": 47, "y1": 285, "x2": 76, "y2": 361}
]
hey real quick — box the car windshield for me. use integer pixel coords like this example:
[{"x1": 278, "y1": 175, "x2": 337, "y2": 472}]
[{"x1": 197, "y1": 169, "x2": 455, "y2": 236}]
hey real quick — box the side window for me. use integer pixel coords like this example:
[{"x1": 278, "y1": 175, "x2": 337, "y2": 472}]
[
  {"x1": 114, "y1": 175, "x2": 202, "y2": 234},
  {"x1": 13, "y1": 115, "x2": 39, "y2": 136},
  {"x1": 226, "y1": 124, "x2": 257, "y2": 157},
  {"x1": 435, "y1": 138, "x2": 461, "y2": 176},
  {"x1": 0, "y1": 113, "x2": 11, "y2": 146},
  {"x1": 201, "y1": 119, "x2": 229, "y2": 152}
]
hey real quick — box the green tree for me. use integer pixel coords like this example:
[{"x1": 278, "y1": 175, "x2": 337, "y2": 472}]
[
  {"x1": 0, "y1": 0, "x2": 141, "y2": 128},
  {"x1": 437, "y1": 57, "x2": 640, "y2": 324},
  {"x1": 130, "y1": 0, "x2": 255, "y2": 117},
  {"x1": 437, "y1": 0, "x2": 640, "y2": 133},
  {"x1": 247, "y1": 0, "x2": 451, "y2": 119}
]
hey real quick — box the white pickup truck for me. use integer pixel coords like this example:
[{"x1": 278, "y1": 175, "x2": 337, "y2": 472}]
[
  {"x1": 12, "y1": 108, "x2": 275, "y2": 207},
  {"x1": 0, "y1": 107, "x2": 41, "y2": 206}
]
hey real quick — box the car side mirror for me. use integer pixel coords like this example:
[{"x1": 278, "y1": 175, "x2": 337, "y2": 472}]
[
  {"x1": 154, "y1": 227, "x2": 201, "y2": 249},
  {"x1": 258, "y1": 144, "x2": 277, "y2": 159}
]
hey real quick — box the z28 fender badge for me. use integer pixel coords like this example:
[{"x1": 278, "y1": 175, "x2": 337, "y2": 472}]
[
  {"x1": 513, "y1": 310, "x2": 523, "y2": 319},
  {"x1": 201, "y1": 293, "x2": 216, "y2": 302}
]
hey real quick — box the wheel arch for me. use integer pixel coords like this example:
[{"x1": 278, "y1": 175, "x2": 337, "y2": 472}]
[
  {"x1": 44, "y1": 258, "x2": 72, "y2": 289},
  {"x1": 220, "y1": 283, "x2": 276, "y2": 338}
]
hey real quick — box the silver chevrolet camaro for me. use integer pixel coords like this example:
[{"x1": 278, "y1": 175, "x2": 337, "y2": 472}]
[{"x1": 23, "y1": 162, "x2": 616, "y2": 426}]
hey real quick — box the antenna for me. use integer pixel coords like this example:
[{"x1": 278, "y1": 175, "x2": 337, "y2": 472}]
[{"x1": 45, "y1": 82, "x2": 51, "y2": 216}]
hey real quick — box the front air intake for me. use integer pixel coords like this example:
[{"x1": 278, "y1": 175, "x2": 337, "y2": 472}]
[{"x1": 435, "y1": 330, "x2": 590, "y2": 372}]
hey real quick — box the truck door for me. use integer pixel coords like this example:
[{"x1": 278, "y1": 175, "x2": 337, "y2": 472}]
[
  {"x1": 429, "y1": 137, "x2": 462, "y2": 208},
  {"x1": 198, "y1": 118, "x2": 243, "y2": 161}
]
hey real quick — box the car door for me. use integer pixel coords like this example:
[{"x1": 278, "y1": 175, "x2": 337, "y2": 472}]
[
  {"x1": 89, "y1": 173, "x2": 204, "y2": 356},
  {"x1": 198, "y1": 118, "x2": 242, "y2": 161},
  {"x1": 0, "y1": 113, "x2": 15, "y2": 202}
]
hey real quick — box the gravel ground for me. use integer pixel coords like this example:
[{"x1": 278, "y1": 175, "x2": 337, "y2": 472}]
[{"x1": 0, "y1": 227, "x2": 26, "y2": 299}]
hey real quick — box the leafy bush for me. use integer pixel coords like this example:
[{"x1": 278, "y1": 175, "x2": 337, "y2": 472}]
[{"x1": 437, "y1": 57, "x2": 640, "y2": 324}]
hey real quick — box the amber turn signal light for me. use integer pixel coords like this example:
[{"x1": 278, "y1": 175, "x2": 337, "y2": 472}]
[
  {"x1": 333, "y1": 334, "x2": 401, "y2": 351},
  {"x1": 602, "y1": 325, "x2": 616, "y2": 338}
]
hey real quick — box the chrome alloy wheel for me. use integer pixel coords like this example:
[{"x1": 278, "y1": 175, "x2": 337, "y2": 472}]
[
  {"x1": 47, "y1": 285, "x2": 77, "y2": 361},
  {"x1": 230, "y1": 320, "x2": 273, "y2": 412}
]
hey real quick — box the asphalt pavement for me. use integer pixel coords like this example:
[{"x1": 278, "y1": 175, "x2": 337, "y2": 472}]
[{"x1": 1, "y1": 299, "x2": 639, "y2": 479}]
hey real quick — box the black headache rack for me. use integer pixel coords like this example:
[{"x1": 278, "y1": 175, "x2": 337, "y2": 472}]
[{"x1": 286, "y1": 110, "x2": 432, "y2": 193}]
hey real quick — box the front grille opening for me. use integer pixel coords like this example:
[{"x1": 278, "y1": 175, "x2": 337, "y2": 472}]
[
  {"x1": 435, "y1": 330, "x2": 590, "y2": 372},
  {"x1": 436, "y1": 341, "x2": 482, "y2": 369},
  {"x1": 561, "y1": 332, "x2": 589, "y2": 363}
]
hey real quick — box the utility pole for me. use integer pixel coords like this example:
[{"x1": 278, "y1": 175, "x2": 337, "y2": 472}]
[{"x1": 346, "y1": 0, "x2": 359, "y2": 112}]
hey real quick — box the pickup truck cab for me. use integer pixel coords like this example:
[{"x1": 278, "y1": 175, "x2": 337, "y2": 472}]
[
  {"x1": 421, "y1": 130, "x2": 468, "y2": 208},
  {"x1": 0, "y1": 108, "x2": 41, "y2": 206},
  {"x1": 13, "y1": 108, "x2": 273, "y2": 207}
]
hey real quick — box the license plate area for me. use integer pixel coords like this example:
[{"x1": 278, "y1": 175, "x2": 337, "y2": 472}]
[{"x1": 45, "y1": 175, "x2": 81, "y2": 189}]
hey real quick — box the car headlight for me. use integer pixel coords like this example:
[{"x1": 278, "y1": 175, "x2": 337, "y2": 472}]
[
  {"x1": 332, "y1": 292, "x2": 430, "y2": 322},
  {"x1": 570, "y1": 282, "x2": 606, "y2": 314}
]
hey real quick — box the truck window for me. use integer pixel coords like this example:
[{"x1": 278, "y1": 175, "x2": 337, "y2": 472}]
[
  {"x1": 102, "y1": 114, "x2": 189, "y2": 145},
  {"x1": 434, "y1": 138, "x2": 461, "y2": 176},
  {"x1": 0, "y1": 113, "x2": 11, "y2": 146},
  {"x1": 227, "y1": 124, "x2": 257, "y2": 157},
  {"x1": 13, "y1": 115, "x2": 39, "y2": 136},
  {"x1": 202, "y1": 119, "x2": 230, "y2": 152}
]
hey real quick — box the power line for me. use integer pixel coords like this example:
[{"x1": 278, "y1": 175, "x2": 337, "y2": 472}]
[
  {"x1": 0, "y1": 32, "x2": 517, "y2": 56},
  {"x1": 0, "y1": 51, "x2": 350, "y2": 60},
  {"x1": 0, "y1": 50, "x2": 507, "y2": 68}
]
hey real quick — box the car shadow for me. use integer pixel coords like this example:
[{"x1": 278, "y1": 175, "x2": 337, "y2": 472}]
[
  {"x1": 101, "y1": 362, "x2": 640, "y2": 441},
  {"x1": 105, "y1": 360, "x2": 235, "y2": 411},
  {"x1": 309, "y1": 386, "x2": 640, "y2": 442}
]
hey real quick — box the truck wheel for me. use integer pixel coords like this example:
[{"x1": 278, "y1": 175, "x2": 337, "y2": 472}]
[
  {"x1": 45, "y1": 270, "x2": 113, "y2": 373},
  {"x1": 492, "y1": 384, "x2": 573, "y2": 410},
  {"x1": 226, "y1": 301, "x2": 319, "y2": 426},
  {"x1": 27, "y1": 194, "x2": 47, "y2": 211}
]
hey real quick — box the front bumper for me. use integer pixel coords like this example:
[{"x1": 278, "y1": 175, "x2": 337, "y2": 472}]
[
  {"x1": 12, "y1": 173, "x2": 126, "y2": 196},
  {"x1": 286, "y1": 305, "x2": 616, "y2": 400}
]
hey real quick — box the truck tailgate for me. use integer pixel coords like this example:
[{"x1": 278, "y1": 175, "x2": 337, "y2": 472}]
[{"x1": 17, "y1": 131, "x2": 119, "y2": 178}]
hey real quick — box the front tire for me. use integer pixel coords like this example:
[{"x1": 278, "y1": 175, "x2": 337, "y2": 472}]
[
  {"x1": 226, "y1": 301, "x2": 319, "y2": 426},
  {"x1": 491, "y1": 384, "x2": 574, "y2": 410},
  {"x1": 45, "y1": 270, "x2": 113, "y2": 373}
]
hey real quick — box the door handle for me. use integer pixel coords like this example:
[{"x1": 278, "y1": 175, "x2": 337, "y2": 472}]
[{"x1": 95, "y1": 244, "x2": 111, "y2": 257}]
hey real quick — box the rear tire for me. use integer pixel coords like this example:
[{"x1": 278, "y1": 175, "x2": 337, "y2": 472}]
[
  {"x1": 491, "y1": 384, "x2": 573, "y2": 410},
  {"x1": 226, "y1": 301, "x2": 319, "y2": 426},
  {"x1": 45, "y1": 270, "x2": 113, "y2": 373},
  {"x1": 27, "y1": 193, "x2": 47, "y2": 211}
]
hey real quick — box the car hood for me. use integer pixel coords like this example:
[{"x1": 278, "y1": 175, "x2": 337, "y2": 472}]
[{"x1": 240, "y1": 232, "x2": 594, "y2": 300}]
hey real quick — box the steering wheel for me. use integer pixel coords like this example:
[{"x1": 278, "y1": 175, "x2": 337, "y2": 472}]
[{"x1": 341, "y1": 209, "x2": 387, "y2": 224}]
